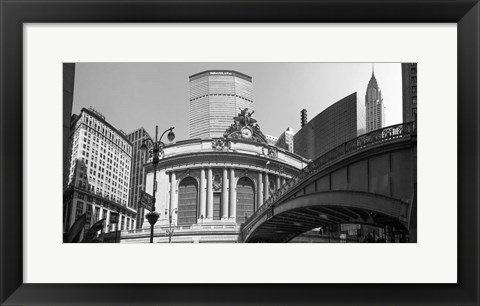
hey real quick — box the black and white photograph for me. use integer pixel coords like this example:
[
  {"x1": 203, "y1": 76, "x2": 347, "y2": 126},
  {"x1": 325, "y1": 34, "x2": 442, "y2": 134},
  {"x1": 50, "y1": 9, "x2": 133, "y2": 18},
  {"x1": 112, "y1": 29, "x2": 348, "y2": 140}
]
[
  {"x1": 3, "y1": 1, "x2": 478, "y2": 304},
  {"x1": 63, "y1": 62, "x2": 417, "y2": 243}
]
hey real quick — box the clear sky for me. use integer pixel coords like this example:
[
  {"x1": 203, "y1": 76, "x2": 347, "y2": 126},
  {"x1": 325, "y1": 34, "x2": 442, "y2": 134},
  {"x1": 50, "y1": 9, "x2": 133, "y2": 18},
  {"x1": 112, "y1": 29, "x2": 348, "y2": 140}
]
[{"x1": 72, "y1": 63, "x2": 403, "y2": 140}]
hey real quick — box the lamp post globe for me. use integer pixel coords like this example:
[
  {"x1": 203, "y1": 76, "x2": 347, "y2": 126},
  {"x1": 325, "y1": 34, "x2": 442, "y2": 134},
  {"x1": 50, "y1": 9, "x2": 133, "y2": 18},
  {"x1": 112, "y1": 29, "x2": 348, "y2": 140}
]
[
  {"x1": 146, "y1": 211, "x2": 159, "y2": 226},
  {"x1": 167, "y1": 130, "x2": 175, "y2": 142}
]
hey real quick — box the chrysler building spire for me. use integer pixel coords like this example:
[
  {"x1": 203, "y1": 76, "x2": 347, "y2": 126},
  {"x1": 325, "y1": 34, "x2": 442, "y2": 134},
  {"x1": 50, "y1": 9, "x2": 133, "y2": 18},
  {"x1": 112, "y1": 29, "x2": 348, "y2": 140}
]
[{"x1": 365, "y1": 64, "x2": 385, "y2": 132}]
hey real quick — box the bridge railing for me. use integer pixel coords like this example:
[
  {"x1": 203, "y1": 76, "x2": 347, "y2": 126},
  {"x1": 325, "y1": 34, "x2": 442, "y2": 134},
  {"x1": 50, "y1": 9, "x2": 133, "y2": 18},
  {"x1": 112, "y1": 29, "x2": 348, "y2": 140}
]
[{"x1": 243, "y1": 122, "x2": 416, "y2": 227}]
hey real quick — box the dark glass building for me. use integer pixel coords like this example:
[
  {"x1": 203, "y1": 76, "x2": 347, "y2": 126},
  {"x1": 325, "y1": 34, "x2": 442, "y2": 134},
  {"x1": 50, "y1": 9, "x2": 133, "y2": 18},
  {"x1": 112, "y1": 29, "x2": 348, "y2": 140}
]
[
  {"x1": 402, "y1": 63, "x2": 417, "y2": 123},
  {"x1": 293, "y1": 92, "x2": 358, "y2": 160},
  {"x1": 127, "y1": 127, "x2": 151, "y2": 229}
]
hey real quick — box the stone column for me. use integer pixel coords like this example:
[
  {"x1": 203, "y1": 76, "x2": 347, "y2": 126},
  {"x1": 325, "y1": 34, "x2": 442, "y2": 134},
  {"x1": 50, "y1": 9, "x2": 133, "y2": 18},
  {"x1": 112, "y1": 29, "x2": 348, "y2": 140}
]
[
  {"x1": 105, "y1": 210, "x2": 111, "y2": 233},
  {"x1": 222, "y1": 168, "x2": 229, "y2": 220},
  {"x1": 119, "y1": 214, "x2": 123, "y2": 231},
  {"x1": 199, "y1": 168, "x2": 206, "y2": 222},
  {"x1": 264, "y1": 172, "x2": 269, "y2": 202},
  {"x1": 229, "y1": 168, "x2": 236, "y2": 220},
  {"x1": 257, "y1": 172, "x2": 263, "y2": 208},
  {"x1": 206, "y1": 168, "x2": 213, "y2": 220},
  {"x1": 170, "y1": 172, "x2": 178, "y2": 224},
  {"x1": 276, "y1": 176, "x2": 281, "y2": 192},
  {"x1": 133, "y1": 219, "x2": 136, "y2": 230},
  {"x1": 282, "y1": 177, "x2": 286, "y2": 186}
]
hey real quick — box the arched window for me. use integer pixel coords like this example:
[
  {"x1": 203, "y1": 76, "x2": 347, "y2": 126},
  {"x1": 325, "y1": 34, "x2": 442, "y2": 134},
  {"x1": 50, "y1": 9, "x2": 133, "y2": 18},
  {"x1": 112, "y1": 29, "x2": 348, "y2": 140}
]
[
  {"x1": 236, "y1": 177, "x2": 255, "y2": 224},
  {"x1": 177, "y1": 177, "x2": 198, "y2": 226}
]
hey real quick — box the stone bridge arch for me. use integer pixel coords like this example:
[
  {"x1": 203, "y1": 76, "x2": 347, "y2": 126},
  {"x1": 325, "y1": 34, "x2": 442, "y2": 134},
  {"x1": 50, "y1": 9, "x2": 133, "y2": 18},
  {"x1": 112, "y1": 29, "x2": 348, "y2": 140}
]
[
  {"x1": 241, "y1": 122, "x2": 417, "y2": 243},
  {"x1": 243, "y1": 191, "x2": 410, "y2": 242}
]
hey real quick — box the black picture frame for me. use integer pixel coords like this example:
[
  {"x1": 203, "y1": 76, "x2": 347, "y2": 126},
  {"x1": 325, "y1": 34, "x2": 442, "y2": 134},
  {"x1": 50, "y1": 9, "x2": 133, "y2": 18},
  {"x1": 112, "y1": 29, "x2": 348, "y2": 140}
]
[{"x1": 1, "y1": 0, "x2": 479, "y2": 305}]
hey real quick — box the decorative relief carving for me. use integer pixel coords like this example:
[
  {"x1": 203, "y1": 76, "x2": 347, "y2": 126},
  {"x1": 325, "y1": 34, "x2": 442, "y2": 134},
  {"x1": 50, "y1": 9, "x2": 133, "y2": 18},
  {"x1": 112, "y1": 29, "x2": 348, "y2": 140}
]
[
  {"x1": 213, "y1": 174, "x2": 222, "y2": 191},
  {"x1": 212, "y1": 139, "x2": 227, "y2": 151},
  {"x1": 267, "y1": 147, "x2": 278, "y2": 159}
]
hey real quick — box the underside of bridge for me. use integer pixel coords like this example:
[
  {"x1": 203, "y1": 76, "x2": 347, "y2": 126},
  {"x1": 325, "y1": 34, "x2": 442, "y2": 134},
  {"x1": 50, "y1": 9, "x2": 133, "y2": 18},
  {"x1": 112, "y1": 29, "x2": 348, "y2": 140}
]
[{"x1": 243, "y1": 191, "x2": 412, "y2": 243}]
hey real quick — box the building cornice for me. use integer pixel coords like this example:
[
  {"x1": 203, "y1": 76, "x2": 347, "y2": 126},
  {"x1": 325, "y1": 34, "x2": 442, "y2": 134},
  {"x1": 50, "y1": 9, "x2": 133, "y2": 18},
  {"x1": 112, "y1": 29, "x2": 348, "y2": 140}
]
[
  {"x1": 144, "y1": 151, "x2": 303, "y2": 177},
  {"x1": 163, "y1": 137, "x2": 309, "y2": 162},
  {"x1": 80, "y1": 108, "x2": 132, "y2": 146},
  {"x1": 189, "y1": 70, "x2": 252, "y2": 82}
]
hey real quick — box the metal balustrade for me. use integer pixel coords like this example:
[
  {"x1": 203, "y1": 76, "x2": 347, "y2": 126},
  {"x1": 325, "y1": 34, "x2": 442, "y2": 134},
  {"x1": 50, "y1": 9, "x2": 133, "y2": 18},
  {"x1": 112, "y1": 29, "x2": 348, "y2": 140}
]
[{"x1": 125, "y1": 224, "x2": 241, "y2": 235}]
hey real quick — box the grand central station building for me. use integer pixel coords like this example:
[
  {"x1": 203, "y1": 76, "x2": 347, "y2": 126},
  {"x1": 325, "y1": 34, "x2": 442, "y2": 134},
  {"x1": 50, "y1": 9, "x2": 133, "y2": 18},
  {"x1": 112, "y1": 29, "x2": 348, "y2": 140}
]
[
  {"x1": 121, "y1": 70, "x2": 309, "y2": 243},
  {"x1": 120, "y1": 112, "x2": 309, "y2": 243}
]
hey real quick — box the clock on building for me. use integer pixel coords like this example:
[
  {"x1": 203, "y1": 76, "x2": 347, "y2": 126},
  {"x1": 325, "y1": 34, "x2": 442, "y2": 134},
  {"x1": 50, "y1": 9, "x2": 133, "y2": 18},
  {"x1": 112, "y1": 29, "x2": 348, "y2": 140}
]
[{"x1": 241, "y1": 127, "x2": 253, "y2": 139}]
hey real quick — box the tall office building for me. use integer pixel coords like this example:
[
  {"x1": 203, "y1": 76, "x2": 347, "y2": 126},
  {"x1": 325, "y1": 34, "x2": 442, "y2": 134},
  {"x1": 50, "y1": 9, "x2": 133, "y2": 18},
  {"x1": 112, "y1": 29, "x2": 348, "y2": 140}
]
[
  {"x1": 127, "y1": 127, "x2": 151, "y2": 229},
  {"x1": 189, "y1": 70, "x2": 254, "y2": 139},
  {"x1": 294, "y1": 93, "x2": 358, "y2": 160},
  {"x1": 63, "y1": 107, "x2": 135, "y2": 234},
  {"x1": 275, "y1": 127, "x2": 295, "y2": 153},
  {"x1": 365, "y1": 67, "x2": 385, "y2": 132},
  {"x1": 63, "y1": 63, "x2": 76, "y2": 191},
  {"x1": 402, "y1": 63, "x2": 417, "y2": 123}
]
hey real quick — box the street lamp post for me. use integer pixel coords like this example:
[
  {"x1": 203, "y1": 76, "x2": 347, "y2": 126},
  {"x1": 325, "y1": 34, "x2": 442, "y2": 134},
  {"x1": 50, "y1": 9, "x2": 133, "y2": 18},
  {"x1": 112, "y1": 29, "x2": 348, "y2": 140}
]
[
  {"x1": 141, "y1": 125, "x2": 175, "y2": 243},
  {"x1": 165, "y1": 208, "x2": 178, "y2": 243}
]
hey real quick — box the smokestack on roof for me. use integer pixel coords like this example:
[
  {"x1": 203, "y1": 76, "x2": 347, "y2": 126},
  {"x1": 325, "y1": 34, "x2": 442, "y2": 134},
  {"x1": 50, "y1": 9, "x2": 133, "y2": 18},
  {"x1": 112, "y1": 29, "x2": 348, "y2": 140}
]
[{"x1": 301, "y1": 109, "x2": 308, "y2": 128}]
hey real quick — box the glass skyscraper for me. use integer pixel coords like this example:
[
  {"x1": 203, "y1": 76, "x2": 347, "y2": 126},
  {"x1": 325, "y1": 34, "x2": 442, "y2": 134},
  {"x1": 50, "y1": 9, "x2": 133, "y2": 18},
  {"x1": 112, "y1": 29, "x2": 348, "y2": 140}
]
[{"x1": 189, "y1": 70, "x2": 254, "y2": 139}]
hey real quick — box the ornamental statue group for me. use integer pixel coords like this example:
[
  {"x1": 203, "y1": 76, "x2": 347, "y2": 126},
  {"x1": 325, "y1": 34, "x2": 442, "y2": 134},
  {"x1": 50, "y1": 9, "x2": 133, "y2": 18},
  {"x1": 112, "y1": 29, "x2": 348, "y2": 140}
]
[{"x1": 223, "y1": 108, "x2": 267, "y2": 143}]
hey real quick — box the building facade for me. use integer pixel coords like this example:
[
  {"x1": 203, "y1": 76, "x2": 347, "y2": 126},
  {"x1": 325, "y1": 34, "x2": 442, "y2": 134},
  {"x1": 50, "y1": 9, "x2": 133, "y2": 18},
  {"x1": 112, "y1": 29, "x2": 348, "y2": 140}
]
[
  {"x1": 293, "y1": 93, "x2": 358, "y2": 160},
  {"x1": 120, "y1": 138, "x2": 308, "y2": 243},
  {"x1": 402, "y1": 63, "x2": 417, "y2": 123},
  {"x1": 127, "y1": 127, "x2": 152, "y2": 229},
  {"x1": 63, "y1": 107, "x2": 136, "y2": 235},
  {"x1": 189, "y1": 70, "x2": 254, "y2": 139},
  {"x1": 365, "y1": 69, "x2": 385, "y2": 132},
  {"x1": 121, "y1": 111, "x2": 309, "y2": 243}
]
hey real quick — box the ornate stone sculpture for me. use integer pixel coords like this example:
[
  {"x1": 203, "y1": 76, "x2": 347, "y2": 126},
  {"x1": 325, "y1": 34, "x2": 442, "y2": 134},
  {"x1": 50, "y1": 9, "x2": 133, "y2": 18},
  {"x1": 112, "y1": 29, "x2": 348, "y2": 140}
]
[{"x1": 224, "y1": 108, "x2": 267, "y2": 144}]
